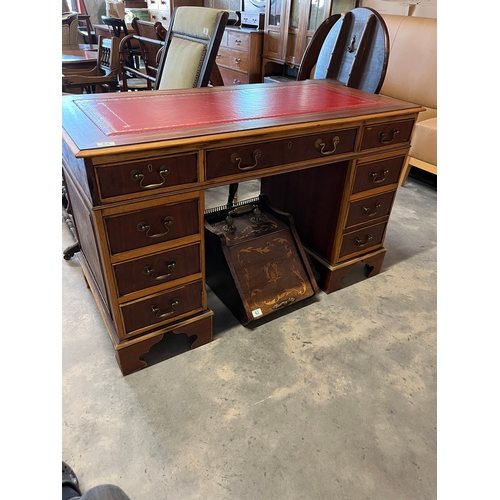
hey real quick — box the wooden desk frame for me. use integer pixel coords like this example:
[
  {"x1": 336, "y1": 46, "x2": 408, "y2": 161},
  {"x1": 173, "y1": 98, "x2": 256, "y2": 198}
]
[{"x1": 62, "y1": 80, "x2": 423, "y2": 375}]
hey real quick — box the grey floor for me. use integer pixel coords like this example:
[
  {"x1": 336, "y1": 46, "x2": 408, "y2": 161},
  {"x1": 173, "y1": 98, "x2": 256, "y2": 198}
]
[{"x1": 62, "y1": 177, "x2": 437, "y2": 500}]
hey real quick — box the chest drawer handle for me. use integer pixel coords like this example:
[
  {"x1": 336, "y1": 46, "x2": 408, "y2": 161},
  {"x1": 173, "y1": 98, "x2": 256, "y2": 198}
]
[
  {"x1": 362, "y1": 202, "x2": 381, "y2": 217},
  {"x1": 378, "y1": 129, "x2": 399, "y2": 144},
  {"x1": 370, "y1": 169, "x2": 389, "y2": 183},
  {"x1": 234, "y1": 58, "x2": 241, "y2": 64},
  {"x1": 149, "y1": 298, "x2": 180, "y2": 318},
  {"x1": 231, "y1": 149, "x2": 261, "y2": 171},
  {"x1": 315, "y1": 136, "x2": 340, "y2": 155},
  {"x1": 234, "y1": 39, "x2": 242, "y2": 44},
  {"x1": 137, "y1": 216, "x2": 174, "y2": 238},
  {"x1": 130, "y1": 165, "x2": 170, "y2": 189},
  {"x1": 143, "y1": 259, "x2": 177, "y2": 280},
  {"x1": 355, "y1": 234, "x2": 373, "y2": 247}
]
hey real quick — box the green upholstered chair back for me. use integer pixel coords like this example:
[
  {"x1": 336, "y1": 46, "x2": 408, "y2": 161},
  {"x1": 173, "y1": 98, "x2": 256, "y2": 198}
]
[{"x1": 154, "y1": 7, "x2": 229, "y2": 91}]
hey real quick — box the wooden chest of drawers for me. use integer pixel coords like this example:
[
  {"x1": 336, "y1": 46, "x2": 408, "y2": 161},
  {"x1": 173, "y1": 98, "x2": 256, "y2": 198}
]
[
  {"x1": 216, "y1": 27, "x2": 263, "y2": 85},
  {"x1": 62, "y1": 81, "x2": 422, "y2": 375}
]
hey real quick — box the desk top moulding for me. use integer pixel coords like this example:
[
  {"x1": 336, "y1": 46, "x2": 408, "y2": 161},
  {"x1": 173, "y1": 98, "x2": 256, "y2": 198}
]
[{"x1": 62, "y1": 80, "x2": 423, "y2": 375}]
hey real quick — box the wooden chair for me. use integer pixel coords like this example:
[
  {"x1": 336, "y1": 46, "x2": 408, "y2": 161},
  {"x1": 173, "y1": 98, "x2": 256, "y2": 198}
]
[
  {"x1": 154, "y1": 6, "x2": 229, "y2": 90},
  {"x1": 102, "y1": 16, "x2": 141, "y2": 69},
  {"x1": 62, "y1": 36, "x2": 120, "y2": 94},
  {"x1": 297, "y1": 7, "x2": 389, "y2": 94},
  {"x1": 77, "y1": 14, "x2": 95, "y2": 44},
  {"x1": 119, "y1": 7, "x2": 228, "y2": 92},
  {"x1": 119, "y1": 19, "x2": 167, "y2": 91}
]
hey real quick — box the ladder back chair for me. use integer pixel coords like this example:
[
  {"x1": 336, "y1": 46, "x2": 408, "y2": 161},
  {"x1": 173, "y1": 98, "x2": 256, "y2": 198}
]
[{"x1": 102, "y1": 16, "x2": 141, "y2": 69}]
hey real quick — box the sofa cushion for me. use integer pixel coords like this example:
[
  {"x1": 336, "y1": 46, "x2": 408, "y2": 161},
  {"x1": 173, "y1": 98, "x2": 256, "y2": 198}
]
[{"x1": 409, "y1": 117, "x2": 437, "y2": 166}]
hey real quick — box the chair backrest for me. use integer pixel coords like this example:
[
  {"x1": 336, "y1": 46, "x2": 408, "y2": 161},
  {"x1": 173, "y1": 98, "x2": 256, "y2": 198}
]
[
  {"x1": 297, "y1": 7, "x2": 389, "y2": 94},
  {"x1": 97, "y1": 35, "x2": 120, "y2": 77},
  {"x1": 154, "y1": 6, "x2": 229, "y2": 91},
  {"x1": 102, "y1": 16, "x2": 129, "y2": 38},
  {"x1": 62, "y1": 12, "x2": 80, "y2": 44},
  {"x1": 131, "y1": 18, "x2": 167, "y2": 78}
]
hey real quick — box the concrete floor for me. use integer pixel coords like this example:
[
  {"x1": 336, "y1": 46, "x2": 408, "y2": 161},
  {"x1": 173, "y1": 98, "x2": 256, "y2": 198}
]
[{"x1": 62, "y1": 177, "x2": 437, "y2": 500}]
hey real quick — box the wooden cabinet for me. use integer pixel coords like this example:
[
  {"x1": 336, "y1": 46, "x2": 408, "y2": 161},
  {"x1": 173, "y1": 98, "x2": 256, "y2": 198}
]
[
  {"x1": 147, "y1": 0, "x2": 203, "y2": 28},
  {"x1": 262, "y1": 0, "x2": 358, "y2": 76},
  {"x1": 216, "y1": 27, "x2": 264, "y2": 85}
]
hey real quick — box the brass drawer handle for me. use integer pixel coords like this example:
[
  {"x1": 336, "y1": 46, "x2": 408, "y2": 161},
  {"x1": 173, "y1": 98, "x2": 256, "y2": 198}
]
[
  {"x1": 272, "y1": 297, "x2": 296, "y2": 310},
  {"x1": 149, "y1": 298, "x2": 179, "y2": 318},
  {"x1": 315, "y1": 136, "x2": 340, "y2": 155},
  {"x1": 137, "y1": 216, "x2": 174, "y2": 238},
  {"x1": 362, "y1": 202, "x2": 381, "y2": 217},
  {"x1": 143, "y1": 259, "x2": 177, "y2": 280},
  {"x1": 130, "y1": 165, "x2": 170, "y2": 189},
  {"x1": 370, "y1": 169, "x2": 389, "y2": 183},
  {"x1": 234, "y1": 58, "x2": 241, "y2": 64},
  {"x1": 231, "y1": 149, "x2": 261, "y2": 171},
  {"x1": 355, "y1": 234, "x2": 373, "y2": 247},
  {"x1": 378, "y1": 128, "x2": 399, "y2": 144}
]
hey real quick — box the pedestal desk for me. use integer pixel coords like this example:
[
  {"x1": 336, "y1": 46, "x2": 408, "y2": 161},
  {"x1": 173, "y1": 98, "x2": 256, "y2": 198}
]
[{"x1": 62, "y1": 80, "x2": 423, "y2": 375}]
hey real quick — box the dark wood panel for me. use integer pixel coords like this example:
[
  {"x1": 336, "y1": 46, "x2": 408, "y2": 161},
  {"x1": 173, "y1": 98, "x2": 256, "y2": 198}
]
[
  {"x1": 113, "y1": 243, "x2": 201, "y2": 296},
  {"x1": 352, "y1": 155, "x2": 405, "y2": 194},
  {"x1": 105, "y1": 199, "x2": 199, "y2": 254}
]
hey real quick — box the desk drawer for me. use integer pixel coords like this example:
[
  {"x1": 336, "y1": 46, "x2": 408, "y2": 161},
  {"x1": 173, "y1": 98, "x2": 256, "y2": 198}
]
[
  {"x1": 227, "y1": 30, "x2": 250, "y2": 51},
  {"x1": 217, "y1": 47, "x2": 249, "y2": 73},
  {"x1": 120, "y1": 279, "x2": 204, "y2": 335},
  {"x1": 205, "y1": 128, "x2": 357, "y2": 180},
  {"x1": 113, "y1": 243, "x2": 201, "y2": 297},
  {"x1": 344, "y1": 191, "x2": 395, "y2": 229},
  {"x1": 351, "y1": 155, "x2": 405, "y2": 194},
  {"x1": 360, "y1": 119, "x2": 414, "y2": 151},
  {"x1": 339, "y1": 221, "x2": 387, "y2": 259},
  {"x1": 219, "y1": 66, "x2": 249, "y2": 85},
  {"x1": 95, "y1": 153, "x2": 198, "y2": 201},
  {"x1": 105, "y1": 199, "x2": 199, "y2": 255}
]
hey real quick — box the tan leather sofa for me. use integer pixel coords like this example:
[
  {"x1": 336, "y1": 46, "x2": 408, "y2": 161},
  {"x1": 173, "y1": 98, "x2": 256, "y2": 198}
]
[{"x1": 379, "y1": 15, "x2": 437, "y2": 185}]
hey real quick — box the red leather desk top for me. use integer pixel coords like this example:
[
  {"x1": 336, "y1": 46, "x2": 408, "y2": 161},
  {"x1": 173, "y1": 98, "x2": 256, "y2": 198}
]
[{"x1": 62, "y1": 80, "x2": 420, "y2": 154}]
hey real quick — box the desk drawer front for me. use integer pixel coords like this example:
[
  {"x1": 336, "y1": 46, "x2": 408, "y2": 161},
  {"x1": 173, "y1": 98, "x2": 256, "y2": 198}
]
[
  {"x1": 344, "y1": 191, "x2": 395, "y2": 229},
  {"x1": 120, "y1": 279, "x2": 204, "y2": 334},
  {"x1": 206, "y1": 128, "x2": 357, "y2": 180},
  {"x1": 227, "y1": 31, "x2": 250, "y2": 51},
  {"x1": 217, "y1": 47, "x2": 249, "y2": 72},
  {"x1": 113, "y1": 243, "x2": 201, "y2": 297},
  {"x1": 219, "y1": 66, "x2": 249, "y2": 85},
  {"x1": 105, "y1": 199, "x2": 199, "y2": 254},
  {"x1": 339, "y1": 221, "x2": 387, "y2": 259},
  {"x1": 360, "y1": 119, "x2": 414, "y2": 151},
  {"x1": 96, "y1": 153, "x2": 198, "y2": 201},
  {"x1": 352, "y1": 156, "x2": 405, "y2": 194}
]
